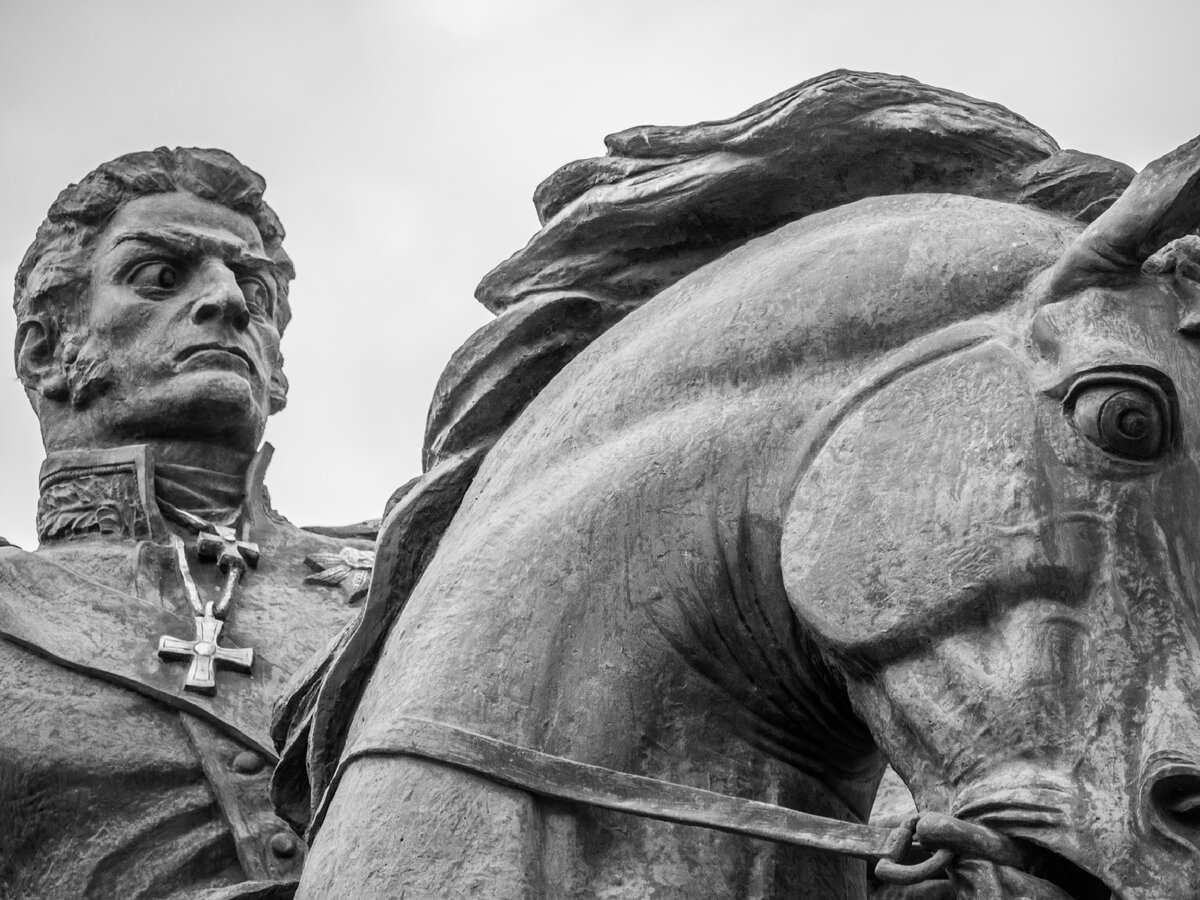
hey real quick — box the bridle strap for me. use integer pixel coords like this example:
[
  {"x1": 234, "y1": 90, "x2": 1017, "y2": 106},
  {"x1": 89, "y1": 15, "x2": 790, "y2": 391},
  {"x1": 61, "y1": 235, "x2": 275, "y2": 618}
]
[{"x1": 317, "y1": 716, "x2": 913, "y2": 863}]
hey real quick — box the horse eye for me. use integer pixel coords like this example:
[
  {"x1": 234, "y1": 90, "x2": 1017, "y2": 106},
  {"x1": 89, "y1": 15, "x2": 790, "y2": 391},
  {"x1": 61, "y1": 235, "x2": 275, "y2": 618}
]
[{"x1": 1068, "y1": 378, "x2": 1173, "y2": 461}]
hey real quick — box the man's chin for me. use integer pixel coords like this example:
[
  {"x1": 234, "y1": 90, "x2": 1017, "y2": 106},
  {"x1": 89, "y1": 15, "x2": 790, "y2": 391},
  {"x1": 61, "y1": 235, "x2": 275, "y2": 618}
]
[{"x1": 102, "y1": 374, "x2": 269, "y2": 447}]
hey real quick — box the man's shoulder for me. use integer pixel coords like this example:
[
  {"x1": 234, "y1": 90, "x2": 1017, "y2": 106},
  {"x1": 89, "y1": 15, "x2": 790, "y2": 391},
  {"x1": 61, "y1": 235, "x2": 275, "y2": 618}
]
[
  {"x1": 264, "y1": 516, "x2": 376, "y2": 554},
  {"x1": 300, "y1": 519, "x2": 380, "y2": 543},
  {"x1": 0, "y1": 538, "x2": 65, "y2": 581},
  {"x1": 251, "y1": 513, "x2": 376, "y2": 611},
  {"x1": 254, "y1": 484, "x2": 377, "y2": 550}
]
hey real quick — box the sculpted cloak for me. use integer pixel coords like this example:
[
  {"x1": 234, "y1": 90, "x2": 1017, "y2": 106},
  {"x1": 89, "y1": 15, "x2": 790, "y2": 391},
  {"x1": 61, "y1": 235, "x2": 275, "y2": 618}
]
[{"x1": 0, "y1": 443, "x2": 369, "y2": 900}]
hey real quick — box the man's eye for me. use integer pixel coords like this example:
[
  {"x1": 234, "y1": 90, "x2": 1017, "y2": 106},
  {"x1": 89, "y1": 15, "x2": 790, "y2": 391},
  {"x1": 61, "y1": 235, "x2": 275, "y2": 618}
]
[
  {"x1": 129, "y1": 261, "x2": 181, "y2": 293},
  {"x1": 239, "y1": 278, "x2": 273, "y2": 314},
  {"x1": 1066, "y1": 373, "x2": 1175, "y2": 461}
]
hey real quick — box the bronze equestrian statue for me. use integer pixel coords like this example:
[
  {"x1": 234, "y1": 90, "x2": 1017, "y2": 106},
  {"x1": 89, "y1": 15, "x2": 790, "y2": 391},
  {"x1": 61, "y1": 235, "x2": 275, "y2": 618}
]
[{"x1": 277, "y1": 72, "x2": 1200, "y2": 899}]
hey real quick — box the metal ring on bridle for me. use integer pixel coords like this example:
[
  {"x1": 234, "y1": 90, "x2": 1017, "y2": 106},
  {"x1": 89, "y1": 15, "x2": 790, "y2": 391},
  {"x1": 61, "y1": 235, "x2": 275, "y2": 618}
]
[
  {"x1": 874, "y1": 847, "x2": 956, "y2": 884},
  {"x1": 873, "y1": 811, "x2": 1028, "y2": 885}
]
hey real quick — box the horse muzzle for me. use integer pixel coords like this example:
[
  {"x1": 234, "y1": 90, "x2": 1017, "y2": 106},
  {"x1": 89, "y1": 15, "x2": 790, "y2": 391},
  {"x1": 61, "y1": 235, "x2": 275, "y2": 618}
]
[
  {"x1": 877, "y1": 813, "x2": 1114, "y2": 899},
  {"x1": 921, "y1": 762, "x2": 1200, "y2": 900}
]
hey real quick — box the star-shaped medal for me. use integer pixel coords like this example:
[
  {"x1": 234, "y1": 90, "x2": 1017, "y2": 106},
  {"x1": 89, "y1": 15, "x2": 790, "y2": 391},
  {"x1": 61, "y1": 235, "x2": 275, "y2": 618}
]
[{"x1": 304, "y1": 547, "x2": 375, "y2": 603}]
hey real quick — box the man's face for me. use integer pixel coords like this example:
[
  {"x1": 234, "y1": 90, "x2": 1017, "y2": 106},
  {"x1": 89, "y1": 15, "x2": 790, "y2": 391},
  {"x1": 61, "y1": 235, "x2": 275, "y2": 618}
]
[{"x1": 60, "y1": 191, "x2": 283, "y2": 452}]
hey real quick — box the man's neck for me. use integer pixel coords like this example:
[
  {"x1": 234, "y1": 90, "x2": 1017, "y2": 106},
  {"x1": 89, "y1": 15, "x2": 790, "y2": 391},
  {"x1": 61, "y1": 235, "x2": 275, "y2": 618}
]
[
  {"x1": 153, "y1": 442, "x2": 253, "y2": 529},
  {"x1": 35, "y1": 441, "x2": 264, "y2": 544},
  {"x1": 148, "y1": 440, "x2": 255, "y2": 484}
]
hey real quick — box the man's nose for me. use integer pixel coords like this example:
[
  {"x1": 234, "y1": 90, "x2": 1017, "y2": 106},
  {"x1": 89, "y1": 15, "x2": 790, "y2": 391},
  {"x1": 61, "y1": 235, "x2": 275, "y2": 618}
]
[{"x1": 190, "y1": 264, "x2": 250, "y2": 331}]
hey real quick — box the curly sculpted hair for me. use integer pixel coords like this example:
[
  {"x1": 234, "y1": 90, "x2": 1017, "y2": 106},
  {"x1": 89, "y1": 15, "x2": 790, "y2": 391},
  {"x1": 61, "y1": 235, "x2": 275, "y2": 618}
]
[{"x1": 12, "y1": 146, "x2": 295, "y2": 409}]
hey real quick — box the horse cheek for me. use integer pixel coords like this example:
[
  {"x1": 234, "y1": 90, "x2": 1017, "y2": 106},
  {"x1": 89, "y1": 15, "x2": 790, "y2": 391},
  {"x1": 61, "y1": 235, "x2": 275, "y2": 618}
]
[{"x1": 779, "y1": 343, "x2": 1040, "y2": 664}]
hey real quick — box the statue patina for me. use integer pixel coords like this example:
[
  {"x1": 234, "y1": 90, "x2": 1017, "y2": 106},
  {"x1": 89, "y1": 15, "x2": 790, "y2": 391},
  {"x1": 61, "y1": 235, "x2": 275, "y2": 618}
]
[
  {"x1": 0, "y1": 148, "x2": 372, "y2": 900},
  {"x1": 277, "y1": 73, "x2": 1200, "y2": 899}
]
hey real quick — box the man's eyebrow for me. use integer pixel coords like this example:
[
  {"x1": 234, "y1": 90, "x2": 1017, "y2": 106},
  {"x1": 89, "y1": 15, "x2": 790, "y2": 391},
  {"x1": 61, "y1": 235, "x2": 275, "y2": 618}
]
[{"x1": 110, "y1": 228, "x2": 279, "y2": 274}]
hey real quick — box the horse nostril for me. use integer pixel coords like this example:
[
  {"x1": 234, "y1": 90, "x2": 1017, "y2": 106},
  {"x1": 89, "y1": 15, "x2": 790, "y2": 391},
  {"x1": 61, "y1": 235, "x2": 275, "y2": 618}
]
[{"x1": 1148, "y1": 768, "x2": 1200, "y2": 844}]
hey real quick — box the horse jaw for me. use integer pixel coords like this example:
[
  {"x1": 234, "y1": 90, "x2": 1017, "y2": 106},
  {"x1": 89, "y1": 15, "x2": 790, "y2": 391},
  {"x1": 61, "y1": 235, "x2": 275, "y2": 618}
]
[{"x1": 784, "y1": 288, "x2": 1200, "y2": 898}]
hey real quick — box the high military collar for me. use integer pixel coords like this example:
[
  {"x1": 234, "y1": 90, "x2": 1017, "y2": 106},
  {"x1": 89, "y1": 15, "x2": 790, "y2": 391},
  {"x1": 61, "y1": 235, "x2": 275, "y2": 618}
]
[{"x1": 36, "y1": 443, "x2": 275, "y2": 545}]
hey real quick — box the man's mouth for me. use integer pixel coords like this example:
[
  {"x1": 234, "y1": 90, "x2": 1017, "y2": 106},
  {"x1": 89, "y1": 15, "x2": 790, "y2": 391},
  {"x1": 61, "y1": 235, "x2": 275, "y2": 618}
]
[{"x1": 178, "y1": 344, "x2": 256, "y2": 375}]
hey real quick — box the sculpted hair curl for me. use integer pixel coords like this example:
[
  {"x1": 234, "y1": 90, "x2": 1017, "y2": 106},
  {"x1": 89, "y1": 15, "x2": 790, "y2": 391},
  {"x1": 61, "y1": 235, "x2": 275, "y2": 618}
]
[{"x1": 13, "y1": 147, "x2": 295, "y2": 410}]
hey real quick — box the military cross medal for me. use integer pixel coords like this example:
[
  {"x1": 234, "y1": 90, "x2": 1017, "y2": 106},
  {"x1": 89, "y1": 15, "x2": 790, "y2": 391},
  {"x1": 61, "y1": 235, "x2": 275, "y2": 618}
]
[
  {"x1": 158, "y1": 610, "x2": 253, "y2": 695},
  {"x1": 196, "y1": 523, "x2": 261, "y2": 572},
  {"x1": 158, "y1": 526, "x2": 259, "y2": 694}
]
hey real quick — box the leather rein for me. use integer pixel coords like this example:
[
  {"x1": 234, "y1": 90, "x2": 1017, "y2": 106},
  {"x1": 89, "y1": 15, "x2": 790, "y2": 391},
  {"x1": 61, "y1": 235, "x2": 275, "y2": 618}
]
[{"x1": 318, "y1": 716, "x2": 1028, "y2": 886}]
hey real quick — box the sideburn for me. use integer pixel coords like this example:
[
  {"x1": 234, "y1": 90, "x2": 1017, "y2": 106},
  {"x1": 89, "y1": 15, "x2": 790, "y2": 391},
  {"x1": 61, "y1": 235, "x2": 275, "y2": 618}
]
[{"x1": 61, "y1": 332, "x2": 114, "y2": 407}]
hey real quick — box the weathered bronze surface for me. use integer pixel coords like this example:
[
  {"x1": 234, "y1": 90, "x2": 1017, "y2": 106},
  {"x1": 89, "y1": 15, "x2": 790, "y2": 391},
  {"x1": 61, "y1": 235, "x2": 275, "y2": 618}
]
[
  {"x1": 0, "y1": 149, "x2": 370, "y2": 899},
  {"x1": 281, "y1": 72, "x2": 1200, "y2": 899}
]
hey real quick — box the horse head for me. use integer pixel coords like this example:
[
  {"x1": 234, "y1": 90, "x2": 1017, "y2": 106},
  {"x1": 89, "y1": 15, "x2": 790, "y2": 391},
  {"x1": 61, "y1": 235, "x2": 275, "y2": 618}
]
[
  {"x1": 288, "y1": 83, "x2": 1200, "y2": 899},
  {"x1": 785, "y1": 135, "x2": 1200, "y2": 898}
]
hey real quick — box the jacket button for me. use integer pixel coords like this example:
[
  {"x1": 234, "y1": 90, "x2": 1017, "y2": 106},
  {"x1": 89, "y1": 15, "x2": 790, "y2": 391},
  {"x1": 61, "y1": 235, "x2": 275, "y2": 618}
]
[
  {"x1": 270, "y1": 831, "x2": 299, "y2": 858},
  {"x1": 232, "y1": 751, "x2": 265, "y2": 774}
]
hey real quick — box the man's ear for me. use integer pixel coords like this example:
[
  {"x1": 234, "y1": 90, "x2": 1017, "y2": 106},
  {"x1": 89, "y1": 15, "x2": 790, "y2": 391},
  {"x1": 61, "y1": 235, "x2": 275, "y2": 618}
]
[{"x1": 15, "y1": 316, "x2": 68, "y2": 401}]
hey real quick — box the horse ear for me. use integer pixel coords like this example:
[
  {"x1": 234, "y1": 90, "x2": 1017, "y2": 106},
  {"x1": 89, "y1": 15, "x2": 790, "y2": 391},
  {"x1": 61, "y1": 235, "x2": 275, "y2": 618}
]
[{"x1": 1046, "y1": 132, "x2": 1200, "y2": 300}]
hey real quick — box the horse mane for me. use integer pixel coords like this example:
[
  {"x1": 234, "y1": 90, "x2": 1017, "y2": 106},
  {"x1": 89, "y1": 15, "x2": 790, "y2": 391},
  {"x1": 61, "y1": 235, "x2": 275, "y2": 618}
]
[
  {"x1": 271, "y1": 71, "x2": 1136, "y2": 831},
  {"x1": 424, "y1": 70, "x2": 1131, "y2": 476}
]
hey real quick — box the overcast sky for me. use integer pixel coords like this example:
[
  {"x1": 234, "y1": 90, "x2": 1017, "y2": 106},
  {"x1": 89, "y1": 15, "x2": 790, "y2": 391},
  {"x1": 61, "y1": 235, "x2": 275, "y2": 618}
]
[{"x1": 2, "y1": 0, "x2": 1198, "y2": 547}]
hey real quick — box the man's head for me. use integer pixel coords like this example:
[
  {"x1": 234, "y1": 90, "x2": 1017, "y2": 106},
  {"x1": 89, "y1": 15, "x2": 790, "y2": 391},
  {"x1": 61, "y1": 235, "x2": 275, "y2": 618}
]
[{"x1": 13, "y1": 147, "x2": 295, "y2": 454}]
